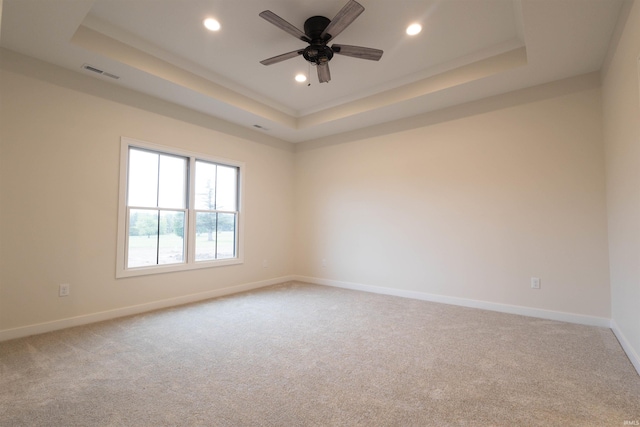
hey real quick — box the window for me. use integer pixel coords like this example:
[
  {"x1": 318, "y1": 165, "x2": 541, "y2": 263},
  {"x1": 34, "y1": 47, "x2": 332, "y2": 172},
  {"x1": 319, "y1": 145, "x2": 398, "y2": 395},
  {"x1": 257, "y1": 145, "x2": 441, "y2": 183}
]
[{"x1": 116, "y1": 138, "x2": 243, "y2": 278}]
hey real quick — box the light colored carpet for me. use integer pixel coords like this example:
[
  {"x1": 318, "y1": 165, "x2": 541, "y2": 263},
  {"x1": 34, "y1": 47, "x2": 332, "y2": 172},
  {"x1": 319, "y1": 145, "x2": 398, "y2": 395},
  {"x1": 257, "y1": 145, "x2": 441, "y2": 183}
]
[{"x1": 1, "y1": 281, "x2": 639, "y2": 426}]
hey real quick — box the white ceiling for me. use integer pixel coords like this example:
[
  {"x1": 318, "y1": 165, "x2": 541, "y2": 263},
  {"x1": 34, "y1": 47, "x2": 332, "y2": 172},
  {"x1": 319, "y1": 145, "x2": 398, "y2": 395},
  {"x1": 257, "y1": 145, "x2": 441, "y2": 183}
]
[{"x1": 0, "y1": 0, "x2": 625, "y2": 143}]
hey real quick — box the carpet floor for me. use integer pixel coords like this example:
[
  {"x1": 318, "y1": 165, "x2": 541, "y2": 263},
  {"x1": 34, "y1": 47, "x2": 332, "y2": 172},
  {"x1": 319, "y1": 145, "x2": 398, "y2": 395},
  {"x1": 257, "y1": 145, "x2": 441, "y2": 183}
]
[{"x1": 1, "y1": 281, "x2": 639, "y2": 426}]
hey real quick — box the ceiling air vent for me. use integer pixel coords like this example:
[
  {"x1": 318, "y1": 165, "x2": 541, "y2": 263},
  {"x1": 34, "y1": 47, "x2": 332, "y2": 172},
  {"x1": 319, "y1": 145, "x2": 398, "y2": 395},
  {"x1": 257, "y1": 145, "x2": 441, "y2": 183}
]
[{"x1": 81, "y1": 64, "x2": 120, "y2": 80}]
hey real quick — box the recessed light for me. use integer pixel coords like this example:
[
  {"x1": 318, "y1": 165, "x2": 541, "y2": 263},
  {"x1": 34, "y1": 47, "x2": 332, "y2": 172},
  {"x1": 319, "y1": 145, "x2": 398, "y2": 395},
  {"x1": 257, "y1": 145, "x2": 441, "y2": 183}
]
[
  {"x1": 406, "y1": 23, "x2": 422, "y2": 36},
  {"x1": 295, "y1": 73, "x2": 307, "y2": 83},
  {"x1": 204, "y1": 18, "x2": 221, "y2": 32}
]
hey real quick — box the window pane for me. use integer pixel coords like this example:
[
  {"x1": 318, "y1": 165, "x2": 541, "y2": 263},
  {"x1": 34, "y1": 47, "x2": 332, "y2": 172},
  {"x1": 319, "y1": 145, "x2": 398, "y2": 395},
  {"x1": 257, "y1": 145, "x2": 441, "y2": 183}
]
[
  {"x1": 128, "y1": 149, "x2": 158, "y2": 207},
  {"x1": 216, "y1": 165, "x2": 237, "y2": 211},
  {"x1": 158, "y1": 211, "x2": 185, "y2": 264},
  {"x1": 195, "y1": 212, "x2": 217, "y2": 261},
  {"x1": 195, "y1": 161, "x2": 216, "y2": 210},
  {"x1": 127, "y1": 209, "x2": 159, "y2": 268},
  {"x1": 158, "y1": 155, "x2": 187, "y2": 209},
  {"x1": 217, "y1": 213, "x2": 236, "y2": 259}
]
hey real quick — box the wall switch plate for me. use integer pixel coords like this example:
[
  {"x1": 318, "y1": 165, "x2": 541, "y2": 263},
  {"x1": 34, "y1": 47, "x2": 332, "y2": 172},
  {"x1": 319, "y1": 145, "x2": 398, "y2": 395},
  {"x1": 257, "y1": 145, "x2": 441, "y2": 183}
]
[
  {"x1": 322, "y1": 259, "x2": 327, "y2": 267},
  {"x1": 59, "y1": 283, "x2": 70, "y2": 297},
  {"x1": 531, "y1": 277, "x2": 541, "y2": 289},
  {"x1": 262, "y1": 259, "x2": 269, "y2": 268}
]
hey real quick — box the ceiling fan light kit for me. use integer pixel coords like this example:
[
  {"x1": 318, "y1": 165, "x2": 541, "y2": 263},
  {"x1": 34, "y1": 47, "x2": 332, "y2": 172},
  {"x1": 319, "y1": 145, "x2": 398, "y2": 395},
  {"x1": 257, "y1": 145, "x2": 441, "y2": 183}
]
[{"x1": 259, "y1": 0, "x2": 383, "y2": 83}]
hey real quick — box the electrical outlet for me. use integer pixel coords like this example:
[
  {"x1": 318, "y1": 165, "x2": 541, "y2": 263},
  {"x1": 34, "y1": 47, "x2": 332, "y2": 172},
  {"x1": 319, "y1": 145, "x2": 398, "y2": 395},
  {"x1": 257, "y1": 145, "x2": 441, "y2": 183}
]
[
  {"x1": 262, "y1": 259, "x2": 269, "y2": 268},
  {"x1": 59, "y1": 283, "x2": 70, "y2": 297},
  {"x1": 322, "y1": 259, "x2": 327, "y2": 268},
  {"x1": 531, "y1": 277, "x2": 541, "y2": 289}
]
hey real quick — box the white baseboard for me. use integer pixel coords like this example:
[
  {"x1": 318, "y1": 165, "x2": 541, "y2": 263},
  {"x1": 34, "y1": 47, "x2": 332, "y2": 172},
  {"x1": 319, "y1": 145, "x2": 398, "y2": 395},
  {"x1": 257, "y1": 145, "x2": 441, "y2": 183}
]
[
  {"x1": 294, "y1": 275, "x2": 612, "y2": 328},
  {"x1": 610, "y1": 319, "x2": 640, "y2": 376},
  {"x1": 0, "y1": 275, "x2": 295, "y2": 342}
]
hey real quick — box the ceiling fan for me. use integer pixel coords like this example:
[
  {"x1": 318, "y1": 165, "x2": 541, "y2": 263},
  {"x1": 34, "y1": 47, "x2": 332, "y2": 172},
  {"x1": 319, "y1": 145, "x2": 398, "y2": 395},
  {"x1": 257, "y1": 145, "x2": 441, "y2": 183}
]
[{"x1": 259, "y1": 0, "x2": 383, "y2": 83}]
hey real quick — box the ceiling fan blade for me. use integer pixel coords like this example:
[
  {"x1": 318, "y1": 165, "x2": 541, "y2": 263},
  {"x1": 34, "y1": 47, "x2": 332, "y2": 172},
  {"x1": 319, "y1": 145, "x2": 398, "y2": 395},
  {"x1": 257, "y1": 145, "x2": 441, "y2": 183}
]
[
  {"x1": 332, "y1": 44, "x2": 383, "y2": 61},
  {"x1": 320, "y1": 0, "x2": 365, "y2": 42},
  {"x1": 317, "y1": 63, "x2": 331, "y2": 83},
  {"x1": 259, "y1": 10, "x2": 311, "y2": 43},
  {"x1": 260, "y1": 50, "x2": 304, "y2": 66}
]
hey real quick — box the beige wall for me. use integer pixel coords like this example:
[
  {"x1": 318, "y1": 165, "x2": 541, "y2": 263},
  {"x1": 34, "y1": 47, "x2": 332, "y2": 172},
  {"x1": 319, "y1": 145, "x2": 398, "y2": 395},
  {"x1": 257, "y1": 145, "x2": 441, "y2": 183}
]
[
  {"x1": 602, "y1": 1, "x2": 640, "y2": 365},
  {"x1": 0, "y1": 46, "x2": 617, "y2": 335},
  {"x1": 294, "y1": 83, "x2": 611, "y2": 318},
  {"x1": 0, "y1": 52, "x2": 295, "y2": 332}
]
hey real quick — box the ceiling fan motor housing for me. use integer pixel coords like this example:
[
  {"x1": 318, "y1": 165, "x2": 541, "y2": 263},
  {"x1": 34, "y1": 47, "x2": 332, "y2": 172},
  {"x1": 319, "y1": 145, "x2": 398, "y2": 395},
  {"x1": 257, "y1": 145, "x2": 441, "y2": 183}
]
[
  {"x1": 302, "y1": 16, "x2": 334, "y2": 65},
  {"x1": 303, "y1": 44, "x2": 333, "y2": 64}
]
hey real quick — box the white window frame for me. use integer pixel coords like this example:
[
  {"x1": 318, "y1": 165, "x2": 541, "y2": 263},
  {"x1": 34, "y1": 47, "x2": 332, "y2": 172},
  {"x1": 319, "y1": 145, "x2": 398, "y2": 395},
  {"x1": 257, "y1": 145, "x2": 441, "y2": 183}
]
[{"x1": 116, "y1": 137, "x2": 244, "y2": 278}]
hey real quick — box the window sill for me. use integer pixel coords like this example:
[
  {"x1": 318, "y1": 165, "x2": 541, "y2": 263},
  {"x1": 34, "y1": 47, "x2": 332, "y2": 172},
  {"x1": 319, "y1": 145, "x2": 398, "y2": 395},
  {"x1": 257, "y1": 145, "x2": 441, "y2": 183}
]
[{"x1": 116, "y1": 257, "x2": 243, "y2": 279}]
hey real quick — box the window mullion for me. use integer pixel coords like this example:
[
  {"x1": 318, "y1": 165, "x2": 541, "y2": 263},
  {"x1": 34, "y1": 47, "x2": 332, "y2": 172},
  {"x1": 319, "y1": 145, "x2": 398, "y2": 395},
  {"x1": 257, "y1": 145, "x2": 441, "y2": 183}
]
[
  {"x1": 214, "y1": 212, "x2": 218, "y2": 260},
  {"x1": 187, "y1": 156, "x2": 197, "y2": 264},
  {"x1": 155, "y1": 210, "x2": 161, "y2": 265},
  {"x1": 156, "y1": 155, "x2": 161, "y2": 265}
]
